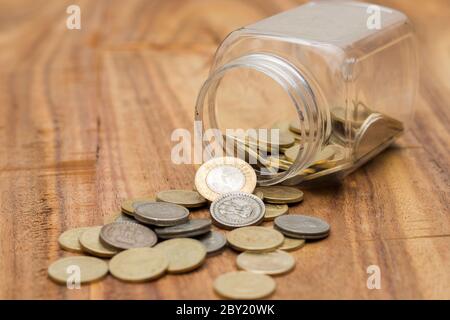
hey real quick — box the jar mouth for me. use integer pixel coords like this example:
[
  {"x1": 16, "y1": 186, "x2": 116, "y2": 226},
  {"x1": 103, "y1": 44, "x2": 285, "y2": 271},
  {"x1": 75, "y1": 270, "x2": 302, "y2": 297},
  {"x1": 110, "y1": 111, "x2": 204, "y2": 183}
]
[{"x1": 195, "y1": 53, "x2": 326, "y2": 186}]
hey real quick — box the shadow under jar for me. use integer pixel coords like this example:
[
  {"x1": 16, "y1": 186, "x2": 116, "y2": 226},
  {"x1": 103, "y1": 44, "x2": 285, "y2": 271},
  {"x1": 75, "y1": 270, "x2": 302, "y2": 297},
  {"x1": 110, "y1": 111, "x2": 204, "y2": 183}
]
[{"x1": 195, "y1": 1, "x2": 418, "y2": 187}]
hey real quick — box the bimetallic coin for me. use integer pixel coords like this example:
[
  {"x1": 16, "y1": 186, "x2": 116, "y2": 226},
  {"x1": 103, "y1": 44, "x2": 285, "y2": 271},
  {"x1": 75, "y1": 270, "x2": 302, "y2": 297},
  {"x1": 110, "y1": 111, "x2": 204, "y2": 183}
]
[
  {"x1": 195, "y1": 157, "x2": 257, "y2": 201},
  {"x1": 109, "y1": 248, "x2": 168, "y2": 282},
  {"x1": 197, "y1": 231, "x2": 227, "y2": 256},
  {"x1": 227, "y1": 226, "x2": 284, "y2": 252},
  {"x1": 79, "y1": 226, "x2": 119, "y2": 258},
  {"x1": 134, "y1": 202, "x2": 190, "y2": 226},
  {"x1": 255, "y1": 186, "x2": 304, "y2": 204},
  {"x1": 264, "y1": 204, "x2": 288, "y2": 221},
  {"x1": 155, "y1": 238, "x2": 206, "y2": 273},
  {"x1": 154, "y1": 219, "x2": 212, "y2": 239},
  {"x1": 156, "y1": 190, "x2": 207, "y2": 209},
  {"x1": 213, "y1": 271, "x2": 276, "y2": 299},
  {"x1": 48, "y1": 256, "x2": 108, "y2": 285},
  {"x1": 236, "y1": 250, "x2": 295, "y2": 275},
  {"x1": 274, "y1": 215, "x2": 330, "y2": 240},
  {"x1": 100, "y1": 222, "x2": 157, "y2": 250},
  {"x1": 121, "y1": 197, "x2": 154, "y2": 215},
  {"x1": 210, "y1": 192, "x2": 265, "y2": 229},
  {"x1": 279, "y1": 237, "x2": 306, "y2": 251},
  {"x1": 58, "y1": 227, "x2": 90, "y2": 253}
]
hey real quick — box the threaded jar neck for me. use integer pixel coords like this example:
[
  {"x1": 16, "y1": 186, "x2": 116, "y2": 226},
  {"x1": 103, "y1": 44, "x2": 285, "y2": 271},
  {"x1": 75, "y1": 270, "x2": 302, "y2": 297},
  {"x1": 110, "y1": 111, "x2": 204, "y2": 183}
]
[{"x1": 195, "y1": 53, "x2": 326, "y2": 186}]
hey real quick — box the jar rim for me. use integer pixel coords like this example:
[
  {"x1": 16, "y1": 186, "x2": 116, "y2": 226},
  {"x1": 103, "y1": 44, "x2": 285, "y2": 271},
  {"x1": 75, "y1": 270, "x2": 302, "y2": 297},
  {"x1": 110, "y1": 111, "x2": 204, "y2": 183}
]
[{"x1": 195, "y1": 53, "x2": 326, "y2": 186}]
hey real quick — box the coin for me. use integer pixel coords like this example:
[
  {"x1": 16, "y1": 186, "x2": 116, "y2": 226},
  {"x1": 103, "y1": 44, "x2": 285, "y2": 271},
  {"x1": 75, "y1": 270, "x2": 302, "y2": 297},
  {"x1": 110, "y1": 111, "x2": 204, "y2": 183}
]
[
  {"x1": 213, "y1": 271, "x2": 276, "y2": 299},
  {"x1": 197, "y1": 231, "x2": 227, "y2": 256},
  {"x1": 264, "y1": 204, "x2": 288, "y2": 221},
  {"x1": 210, "y1": 192, "x2": 265, "y2": 229},
  {"x1": 121, "y1": 197, "x2": 154, "y2": 215},
  {"x1": 115, "y1": 212, "x2": 137, "y2": 223},
  {"x1": 254, "y1": 190, "x2": 264, "y2": 200},
  {"x1": 155, "y1": 238, "x2": 206, "y2": 273},
  {"x1": 274, "y1": 215, "x2": 330, "y2": 239},
  {"x1": 154, "y1": 218, "x2": 212, "y2": 239},
  {"x1": 227, "y1": 226, "x2": 284, "y2": 252},
  {"x1": 279, "y1": 237, "x2": 305, "y2": 251},
  {"x1": 109, "y1": 248, "x2": 168, "y2": 282},
  {"x1": 156, "y1": 190, "x2": 207, "y2": 208},
  {"x1": 48, "y1": 256, "x2": 108, "y2": 285},
  {"x1": 58, "y1": 227, "x2": 91, "y2": 253},
  {"x1": 284, "y1": 144, "x2": 300, "y2": 162},
  {"x1": 236, "y1": 250, "x2": 295, "y2": 275},
  {"x1": 79, "y1": 226, "x2": 119, "y2": 258},
  {"x1": 247, "y1": 130, "x2": 295, "y2": 149},
  {"x1": 255, "y1": 186, "x2": 304, "y2": 204},
  {"x1": 195, "y1": 157, "x2": 257, "y2": 201},
  {"x1": 134, "y1": 202, "x2": 190, "y2": 226},
  {"x1": 100, "y1": 222, "x2": 157, "y2": 250}
]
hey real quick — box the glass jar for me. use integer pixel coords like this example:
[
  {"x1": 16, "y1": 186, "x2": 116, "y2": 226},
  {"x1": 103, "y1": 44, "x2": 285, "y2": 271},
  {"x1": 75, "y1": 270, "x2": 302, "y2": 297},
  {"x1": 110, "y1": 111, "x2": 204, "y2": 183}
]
[{"x1": 195, "y1": 0, "x2": 418, "y2": 186}]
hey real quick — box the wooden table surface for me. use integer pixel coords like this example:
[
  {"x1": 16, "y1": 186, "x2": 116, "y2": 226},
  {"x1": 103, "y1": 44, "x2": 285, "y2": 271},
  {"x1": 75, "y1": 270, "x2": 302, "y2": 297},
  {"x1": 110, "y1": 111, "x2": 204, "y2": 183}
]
[{"x1": 0, "y1": 0, "x2": 449, "y2": 300}]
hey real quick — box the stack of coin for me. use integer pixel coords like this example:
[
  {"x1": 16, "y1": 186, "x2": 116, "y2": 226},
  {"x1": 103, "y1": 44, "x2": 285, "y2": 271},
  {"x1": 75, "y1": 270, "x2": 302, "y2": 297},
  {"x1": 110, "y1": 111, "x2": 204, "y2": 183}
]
[
  {"x1": 154, "y1": 218, "x2": 212, "y2": 239},
  {"x1": 274, "y1": 214, "x2": 330, "y2": 240}
]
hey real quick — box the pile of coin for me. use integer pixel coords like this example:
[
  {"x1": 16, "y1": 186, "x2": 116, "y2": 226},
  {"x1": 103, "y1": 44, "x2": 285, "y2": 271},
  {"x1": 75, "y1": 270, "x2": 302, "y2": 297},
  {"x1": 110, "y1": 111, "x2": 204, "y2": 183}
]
[{"x1": 49, "y1": 156, "x2": 330, "y2": 299}]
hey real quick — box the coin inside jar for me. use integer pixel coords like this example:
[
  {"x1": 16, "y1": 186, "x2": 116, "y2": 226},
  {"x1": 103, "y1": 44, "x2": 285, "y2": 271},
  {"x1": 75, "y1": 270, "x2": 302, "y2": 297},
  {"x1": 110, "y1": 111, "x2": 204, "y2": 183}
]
[
  {"x1": 155, "y1": 238, "x2": 206, "y2": 273},
  {"x1": 79, "y1": 226, "x2": 119, "y2": 258},
  {"x1": 255, "y1": 186, "x2": 304, "y2": 204},
  {"x1": 134, "y1": 202, "x2": 190, "y2": 226},
  {"x1": 100, "y1": 222, "x2": 157, "y2": 250},
  {"x1": 274, "y1": 214, "x2": 330, "y2": 240},
  {"x1": 213, "y1": 271, "x2": 276, "y2": 299},
  {"x1": 109, "y1": 248, "x2": 168, "y2": 282},
  {"x1": 227, "y1": 226, "x2": 284, "y2": 252},
  {"x1": 210, "y1": 192, "x2": 265, "y2": 229},
  {"x1": 48, "y1": 256, "x2": 108, "y2": 284},
  {"x1": 236, "y1": 250, "x2": 295, "y2": 275},
  {"x1": 195, "y1": 157, "x2": 257, "y2": 201},
  {"x1": 154, "y1": 218, "x2": 212, "y2": 239},
  {"x1": 156, "y1": 190, "x2": 207, "y2": 208}
]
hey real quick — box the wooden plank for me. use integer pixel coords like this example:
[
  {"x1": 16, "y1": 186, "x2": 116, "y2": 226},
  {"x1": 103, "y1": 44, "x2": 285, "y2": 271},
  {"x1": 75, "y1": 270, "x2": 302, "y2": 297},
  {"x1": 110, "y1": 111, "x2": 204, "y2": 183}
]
[{"x1": 0, "y1": 0, "x2": 448, "y2": 299}]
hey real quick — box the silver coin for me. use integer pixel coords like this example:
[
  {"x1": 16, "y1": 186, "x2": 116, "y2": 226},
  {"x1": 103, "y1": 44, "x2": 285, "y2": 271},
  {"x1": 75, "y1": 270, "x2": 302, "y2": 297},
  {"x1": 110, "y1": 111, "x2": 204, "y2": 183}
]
[
  {"x1": 154, "y1": 219, "x2": 212, "y2": 239},
  {"x1": 274, "y1": 226, "x2": 329, "y2": 240},
  {"x1": 274, "y1": 215, "x2": 330, "y2": 239},
  {"x1": 99, "y1": 222, "x2": 157, "y2": 250},
  {"x1": 210, "y1": 192, "x2": 265, "y2": 229},
  {"x1": 197, "y1": 231, "x2": 227, "y2": 256},
  {"x1": 134, "y1": 202, "x2": 190, "y2": 226}
]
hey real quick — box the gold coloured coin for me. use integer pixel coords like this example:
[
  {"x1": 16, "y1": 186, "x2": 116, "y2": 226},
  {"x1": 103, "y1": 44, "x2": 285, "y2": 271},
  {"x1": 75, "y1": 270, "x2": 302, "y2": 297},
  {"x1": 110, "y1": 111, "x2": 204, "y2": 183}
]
[
  {"x1": 227, "y1": 226, "x2": 284, "y2": 252},
  {"x1": 109, "y1": 248, "x2": 168, "y2": 282},
  {"x1": 195, "y1": 157, "x2": 257, "y2": 202},
  {"x1": 213, "y1": 271, "x2": 276, "y2": 299},
  {"x1": 279, "y1": 237, "x2": 306, "y2": 251},
  {"x1": 284, "y1": 144, "x2": 300, "y2": 162},
  {"x1": 155, "y1": 238, "x2": 206, "y2": 273},
  {"x1": 236, "y1": 250, "x2": 295, "y2": 275},
  {"x1": 254, "y1": 190, "x2": 264, "y2": 200},
  {"x1": 121, "y1": 197, "x2": 154, "y2": 215},
  {"x1": 156, "y1": 190, "x2": 207, "y2": 208},
  {"x1": 79, "y1": 226, "x2": 119, "y2": 258},
  {"x1": 48, "y1": 256, "x2": 108, "y2": 285},
  {"x1": 264, "y1": 204, "x2": 288, "y2": 221},
  {"x1": 58, "y1": 227, "x2": 91, "y2": 253},
  {"x1": 255, "y1": 186, "x2": 304, "y2": 204}
]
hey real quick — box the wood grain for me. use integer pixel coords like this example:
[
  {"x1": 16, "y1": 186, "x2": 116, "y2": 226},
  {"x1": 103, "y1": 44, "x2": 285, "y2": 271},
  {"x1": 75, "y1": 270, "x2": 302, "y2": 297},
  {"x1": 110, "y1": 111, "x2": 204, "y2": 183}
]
[{"x1": 0, "y1": 0, "x2": 449, "y2": 299}]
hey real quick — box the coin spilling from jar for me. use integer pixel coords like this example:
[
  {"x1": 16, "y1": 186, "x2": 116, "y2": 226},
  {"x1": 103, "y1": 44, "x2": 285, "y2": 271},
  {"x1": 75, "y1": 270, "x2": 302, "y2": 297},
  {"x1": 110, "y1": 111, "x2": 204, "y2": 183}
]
[{"x1": 49, "y1": 156, "x2": 331, "y2": 299}]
